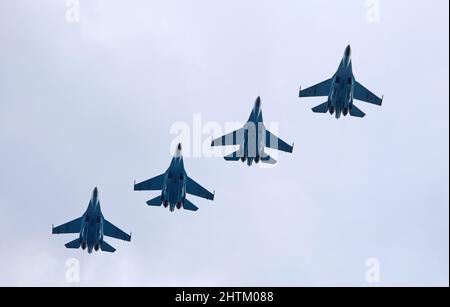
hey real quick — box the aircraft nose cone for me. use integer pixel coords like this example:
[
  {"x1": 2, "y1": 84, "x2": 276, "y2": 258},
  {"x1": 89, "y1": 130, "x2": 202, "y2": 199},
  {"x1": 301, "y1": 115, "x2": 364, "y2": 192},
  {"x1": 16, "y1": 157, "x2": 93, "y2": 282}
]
[
  {"x1": 93, "y1": 187, "x2": 98, "y2": 198},
  {"x1": 255, "y1": 96, "x2": 261, "y2": 108},
  {"x1": 345, "y1": 45, "x2": 351, "y2": 57},
  {"x1": 174, "y1": 143, "x2": 183, "y2": 158}
]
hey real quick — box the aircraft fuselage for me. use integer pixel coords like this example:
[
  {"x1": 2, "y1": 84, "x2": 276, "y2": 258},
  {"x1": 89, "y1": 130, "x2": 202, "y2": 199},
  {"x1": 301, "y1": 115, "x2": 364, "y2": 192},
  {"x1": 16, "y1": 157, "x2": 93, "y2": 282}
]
[
  {"x1": 79, "y1": 188, "x2": 104, "y2": 254},
  {"x1": 328, "y1": 47, "x2": 355, "y2": 119},
  {"x1": 239, "y1": 99, "x2": 265, "y2": 166},
  {"x1": 161, "y1": 152, "x2": 187, "y2": 211}
]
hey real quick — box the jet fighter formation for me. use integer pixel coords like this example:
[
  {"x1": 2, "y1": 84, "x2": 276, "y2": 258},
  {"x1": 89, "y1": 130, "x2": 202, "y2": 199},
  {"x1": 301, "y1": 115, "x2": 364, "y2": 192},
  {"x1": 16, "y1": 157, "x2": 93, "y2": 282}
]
[{"x1": 52, "y1": 45, "x2": 383, "y2": 253}]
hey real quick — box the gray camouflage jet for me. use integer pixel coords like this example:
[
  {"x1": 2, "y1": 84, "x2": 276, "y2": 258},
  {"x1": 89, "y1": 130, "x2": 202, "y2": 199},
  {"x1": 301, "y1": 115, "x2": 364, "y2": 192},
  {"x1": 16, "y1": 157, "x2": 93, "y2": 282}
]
[
  {"x1": 299, "y1": 45, "x2": 383, "y2": 118},
  {"x1": 52, "y1": 187, "x2": 131, "y2": 253},
  {"x1": 211, "y1": 96, "x2": 294, "y2": 166},
  {"x1": 134, "y1": 143, "x2": 214, "y2": 212}
]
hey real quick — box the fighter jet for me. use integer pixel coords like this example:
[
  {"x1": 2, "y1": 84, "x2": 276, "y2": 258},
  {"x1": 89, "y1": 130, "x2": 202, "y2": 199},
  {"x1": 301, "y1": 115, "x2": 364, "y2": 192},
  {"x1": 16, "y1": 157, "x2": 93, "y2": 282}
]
[
  {"x1": 210, "y1": 97, "x2": 294, "y2": 166},
  {"x1": 299, "y1": 45, "x2": 383, "y2": 118},
  {"x1": 52, "y1": 187, "x2": 131, "y2": 253},
  {"x1": 134, "y1": 143, "x2": 214, "y2": 212}
]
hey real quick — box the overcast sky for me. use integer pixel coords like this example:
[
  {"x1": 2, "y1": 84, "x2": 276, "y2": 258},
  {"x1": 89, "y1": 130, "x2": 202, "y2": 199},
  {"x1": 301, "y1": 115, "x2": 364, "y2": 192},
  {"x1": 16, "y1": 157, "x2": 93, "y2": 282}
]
[{"x1": 0, "y1": 0, "x2": 448, "y2": 286}]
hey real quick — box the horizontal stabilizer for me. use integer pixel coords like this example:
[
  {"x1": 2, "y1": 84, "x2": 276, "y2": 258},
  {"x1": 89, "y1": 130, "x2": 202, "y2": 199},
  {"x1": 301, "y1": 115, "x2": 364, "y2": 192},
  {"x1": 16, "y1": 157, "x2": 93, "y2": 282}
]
[
  {"x1": 261, "y1": 153, "x2": 277, "y2": 165},
  {"x1": 312, "y1": 102, "x2": 329, "y2": 113},
  {"x1": 224, "y1": 150, "x2": 242, "y2": 161},
  {"x1": 65, "y1": 239, "x2": 80, "y2": 249},
  {"x1": 146, "y1": 196, "x2": 163, "y2": 207},
  {"x1": 101, "y1": 241, "x2": 116, "y2": 253},
  {"x1": 183, "y1": 199, "x2": 199, "y2": 212},
  {"x1": 350, "y1": 104, "x2": 366, "y2": 118}
]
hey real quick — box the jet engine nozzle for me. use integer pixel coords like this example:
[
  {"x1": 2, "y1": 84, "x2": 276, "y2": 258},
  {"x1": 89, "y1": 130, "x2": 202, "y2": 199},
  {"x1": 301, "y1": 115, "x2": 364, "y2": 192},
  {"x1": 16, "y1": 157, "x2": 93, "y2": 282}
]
[{"x1": 241, "y1": 155, "x2": 247, "y2": 162}]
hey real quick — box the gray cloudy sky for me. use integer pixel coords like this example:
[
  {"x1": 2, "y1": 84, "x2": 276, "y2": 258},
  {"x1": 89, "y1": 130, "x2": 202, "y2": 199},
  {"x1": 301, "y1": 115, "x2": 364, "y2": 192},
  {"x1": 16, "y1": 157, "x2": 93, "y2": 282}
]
[{"x1": 0, "y1": 0, "x2": 448, "y2": 286}]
